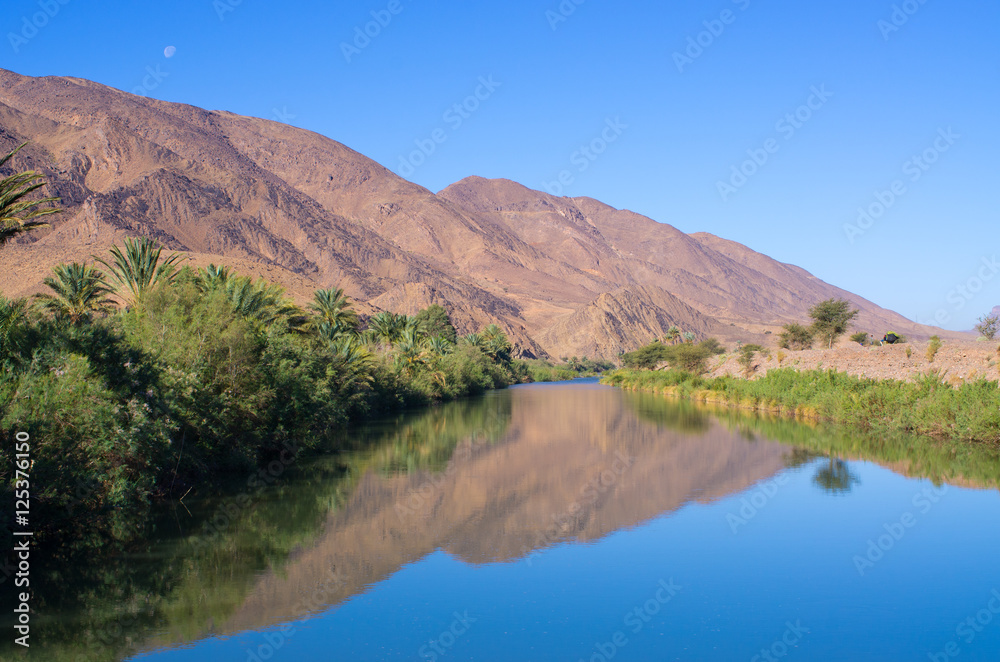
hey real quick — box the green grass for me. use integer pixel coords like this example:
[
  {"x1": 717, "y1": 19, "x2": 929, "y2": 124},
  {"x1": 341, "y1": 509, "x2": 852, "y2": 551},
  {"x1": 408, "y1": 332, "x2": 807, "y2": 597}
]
[{"x1": 602, "y1": 367, "x2": 1000, "y2": 444}]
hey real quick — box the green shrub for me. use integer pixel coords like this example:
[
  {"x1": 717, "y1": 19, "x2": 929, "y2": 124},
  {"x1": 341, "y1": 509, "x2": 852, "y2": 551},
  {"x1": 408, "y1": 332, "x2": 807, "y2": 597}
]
[
  {"x1": 123, "y1": 280, "x2": 268, "y2": 470},
  {"x1": 808, "y1": 298, "x2": 859, "y2": 348},
  {"x1": 621, "y1": 338, "x2": 724, "y2": 373},
  {"x1": 699, "y1": 338, "x2": 726, "y2": 355},
  {"x1": 620, "y1": 342, "x2": 670, "y2": 369},
  {"x1": 779, "y1": 323, "x2": 814, "y2": 350},
  {"x1": 661, "y1": 343, "x2": 715, "y2": 374},
  {"x1": 414, "y1": 304, "x2": 458, "y2": 344},
  {"x1": 926, "y1": 335, "x2": 942, "y2": 363},
  {"x1": 738, "y1": 344, "x2": 764, "y2": 376},
  {"x1": 1, "y1": 324, "x2": 176, "y2": 540}
]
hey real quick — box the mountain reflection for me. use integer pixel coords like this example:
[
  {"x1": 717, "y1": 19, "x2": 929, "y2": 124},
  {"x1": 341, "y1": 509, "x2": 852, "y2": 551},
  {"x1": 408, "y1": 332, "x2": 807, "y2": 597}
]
[
  {"x1": 215, "y1": 382, "x2": 790, "y2": 637},
  {"x1": 23, "y1": 381, "x2": 1000, "y2": 662}
]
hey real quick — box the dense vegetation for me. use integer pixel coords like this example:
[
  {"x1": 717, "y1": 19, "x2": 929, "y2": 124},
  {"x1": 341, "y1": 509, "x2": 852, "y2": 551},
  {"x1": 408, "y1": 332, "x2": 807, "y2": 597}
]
[
  {"x1": 619, "y1": 337, "x2": 726, "y2": 372},
  {"x1": 0, "y1": 397, "x2": 513, "y2": 662},
  {"x1": 603, "y1": 368, "x2": 1000, "y2": 444},
  {"x1": 523, "y1": 356, "x2": 614, "y2": 382},
  {"x1": 0, "y1": 238, "x2": 528, "y2": 545}
]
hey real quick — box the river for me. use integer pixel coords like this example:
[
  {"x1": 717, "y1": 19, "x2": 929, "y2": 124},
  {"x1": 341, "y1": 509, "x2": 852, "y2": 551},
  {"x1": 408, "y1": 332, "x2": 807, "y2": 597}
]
[{"x1": 11, "y1": 379, "x2": 1000, "y2": 661}]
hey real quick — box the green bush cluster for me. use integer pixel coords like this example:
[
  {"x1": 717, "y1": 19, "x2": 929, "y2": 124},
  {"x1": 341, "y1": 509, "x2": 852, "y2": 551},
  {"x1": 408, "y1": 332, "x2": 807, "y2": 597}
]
[
  {"x1": 524, "y1": 356, "x2": 615, "y2": 382},
  {"x1": 620, "y1": 338, "x2": 726, "y2": 373},
  {"x1": 0, "y1": 246, "x2": 523, "y2": 544},
  {"x1": 602, "y1": 367, "x2": 1000, "y2": 444},
  {"x1": 779, "y1": 298, "x2": 861, "y2": 350}
]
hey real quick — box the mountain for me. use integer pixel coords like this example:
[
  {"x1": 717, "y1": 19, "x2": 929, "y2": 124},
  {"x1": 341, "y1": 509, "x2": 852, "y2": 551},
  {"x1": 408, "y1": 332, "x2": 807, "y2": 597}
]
[{"x1": 0, "y1": 68, "x2": 955, "y2": 359}]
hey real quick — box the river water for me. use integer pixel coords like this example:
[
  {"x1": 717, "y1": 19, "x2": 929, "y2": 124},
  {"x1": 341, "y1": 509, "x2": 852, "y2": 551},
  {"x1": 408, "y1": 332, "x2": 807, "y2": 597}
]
[{"x1": 16, "y1": 379, "x2": 1000, "y2": 661}]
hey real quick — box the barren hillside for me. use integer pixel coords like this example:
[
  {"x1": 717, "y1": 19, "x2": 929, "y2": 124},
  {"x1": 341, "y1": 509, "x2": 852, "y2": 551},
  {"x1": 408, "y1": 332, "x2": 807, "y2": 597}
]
[{"x1": 0, "y1": 68, "x2": 960, "y2": 359}]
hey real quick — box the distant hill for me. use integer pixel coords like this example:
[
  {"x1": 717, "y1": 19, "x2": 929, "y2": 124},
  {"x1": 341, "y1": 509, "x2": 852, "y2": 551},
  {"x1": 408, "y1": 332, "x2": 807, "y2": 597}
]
[{"x1": 0, "y1": 68, "x2": 959, "y2": 358}]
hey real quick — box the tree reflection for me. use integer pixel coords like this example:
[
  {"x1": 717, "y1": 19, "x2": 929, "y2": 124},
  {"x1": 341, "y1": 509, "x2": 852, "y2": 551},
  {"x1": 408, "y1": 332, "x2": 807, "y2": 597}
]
[
  {"x1": 812, "y1": 457, "x2": 860, "y2": 495},
  {"x1": 625, "y1": 392, "x2": 711, "y2": 434},
  {"x1": 783, "y1": 447, "x2": 823, "y2": 469}
]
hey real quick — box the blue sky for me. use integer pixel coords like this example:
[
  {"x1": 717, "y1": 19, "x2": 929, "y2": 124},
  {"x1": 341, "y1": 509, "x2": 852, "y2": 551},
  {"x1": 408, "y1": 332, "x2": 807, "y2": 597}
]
[{"x1": 2, "y1": 0, "x2": 997, "y2": 329}]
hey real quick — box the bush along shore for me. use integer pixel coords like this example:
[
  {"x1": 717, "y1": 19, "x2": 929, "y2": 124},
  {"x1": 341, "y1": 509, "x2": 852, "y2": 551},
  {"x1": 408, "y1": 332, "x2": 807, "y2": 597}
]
[
  {"x1": 0, "y1": 238, "x2": 570, "y2": 546},
  {"x1": 602, "y1": 367, "x2": 1000, "y2": 445}
]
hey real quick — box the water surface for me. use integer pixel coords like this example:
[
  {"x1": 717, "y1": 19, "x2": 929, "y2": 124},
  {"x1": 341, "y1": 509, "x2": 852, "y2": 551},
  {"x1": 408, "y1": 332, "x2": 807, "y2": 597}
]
[{"x1": 14, "y1": 379, "x2": 1000, "y2": 661}]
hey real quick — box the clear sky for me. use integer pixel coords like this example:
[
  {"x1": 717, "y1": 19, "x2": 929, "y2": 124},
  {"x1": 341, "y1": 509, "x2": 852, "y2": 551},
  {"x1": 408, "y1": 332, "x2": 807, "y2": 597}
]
[{"x1": 2, "y1": 0, "x2": 997, "y2": 329}]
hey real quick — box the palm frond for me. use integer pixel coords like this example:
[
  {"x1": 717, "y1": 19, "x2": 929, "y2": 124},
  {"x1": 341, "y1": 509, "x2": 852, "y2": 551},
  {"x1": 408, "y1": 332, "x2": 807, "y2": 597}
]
[
  {"x1": 95, "y1": 236, "x2": 181, "y2": 305},
  {"x1": 32, "y1": 262, "x2": 116, "y2": 323},
  {"x1": 0, "y1": 143, "x2": 60, "y2": 246}
]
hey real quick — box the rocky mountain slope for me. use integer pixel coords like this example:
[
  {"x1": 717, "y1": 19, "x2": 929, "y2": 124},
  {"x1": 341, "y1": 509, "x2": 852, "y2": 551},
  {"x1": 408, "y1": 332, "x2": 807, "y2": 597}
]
[{"x1": 0, "y1": 68, "x2": 956, "y2": 359}]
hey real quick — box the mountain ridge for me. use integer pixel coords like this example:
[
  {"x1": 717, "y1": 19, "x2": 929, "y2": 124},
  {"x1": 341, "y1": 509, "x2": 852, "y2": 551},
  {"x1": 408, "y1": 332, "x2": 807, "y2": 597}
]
[{"x1": 0, "y1": 68, "x2": 960, "y2": 358}]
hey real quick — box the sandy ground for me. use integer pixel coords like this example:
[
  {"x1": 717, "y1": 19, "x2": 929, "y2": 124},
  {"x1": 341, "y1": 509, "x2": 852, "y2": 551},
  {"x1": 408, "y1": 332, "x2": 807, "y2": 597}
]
[{"x1": 705, "y1": 337, "x2": 1000, "y2": 385}]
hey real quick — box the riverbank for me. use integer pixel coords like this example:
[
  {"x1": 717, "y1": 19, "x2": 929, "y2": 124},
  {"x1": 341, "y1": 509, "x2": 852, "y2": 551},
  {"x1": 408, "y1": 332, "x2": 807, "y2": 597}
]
[
  {"x1": 0, "y1": 260, "x2": 530, "y2": 548},
  {"x1": 706, "y1": 338, "x2": 999, "y2": 385},
  {"x1": 602, "y1": 368, "x2": 1000, "y2": 444}
]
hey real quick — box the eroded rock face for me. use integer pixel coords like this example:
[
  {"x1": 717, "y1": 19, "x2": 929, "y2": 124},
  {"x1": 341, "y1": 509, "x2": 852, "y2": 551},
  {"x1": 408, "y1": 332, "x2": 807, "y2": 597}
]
[{"x1": 0, "y1": 68, "x2": 953, "y2": 358}]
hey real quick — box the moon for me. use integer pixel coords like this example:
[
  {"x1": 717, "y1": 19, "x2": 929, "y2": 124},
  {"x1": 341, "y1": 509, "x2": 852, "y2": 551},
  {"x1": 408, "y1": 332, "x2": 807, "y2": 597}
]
[{"x1": 164, "y1": 46, "x2": 176, "y2": 58}]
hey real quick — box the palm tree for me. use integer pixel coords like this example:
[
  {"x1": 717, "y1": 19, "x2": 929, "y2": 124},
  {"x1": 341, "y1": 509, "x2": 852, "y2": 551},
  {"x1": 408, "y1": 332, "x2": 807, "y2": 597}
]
[
  {"x1": 96, "y1": 236, "x2": 181, "y2": 306},
  {"x1": 404, "y1": 315, "x2": 426, "y2": 340},
  {"x1": 0, "y1": 143, "x2": 60, "y2": 247},
  {"x1": 199, "y1": 265, "x2": 300, "y2": 327},
  {"x1": 664, "y1": 326, "x2": 681, "y2": 345},
  {"x1": 395, "y1": 333, "x2": 429, "y2": 375},
  {"x1": 481, "y1": 324, "x2": 512, "y2": 363},
  {"x1": 197, "y1": 264, "x2": 233, "y2": 292},
  {"x1": 462, "y1": 332, "x2": 484, "y2": 348},
  {"x1": 426, "y1": 335, "x2": 454, "y2": 357},
  {"x1": 357, "y1": 328, "x2": 380, "y2": 347},
  {"x1": 33, "y1": 262, "x2": 116, "y2": 323},
  {"x1": 329, "y1": 334, "x2": 372, "y2": 365},
  {"x1": 327, "y1": 336, "x2": 375, "y2": 400},
  {"x1": 309, "y1": 288, "x2": 359, "y2": 340},
  {"x1": 222, "y1": 275, "x2": 301, "y2": 328},
  {"x1": 368, "y1": 311, "x2": 408, "y2": 346}
]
